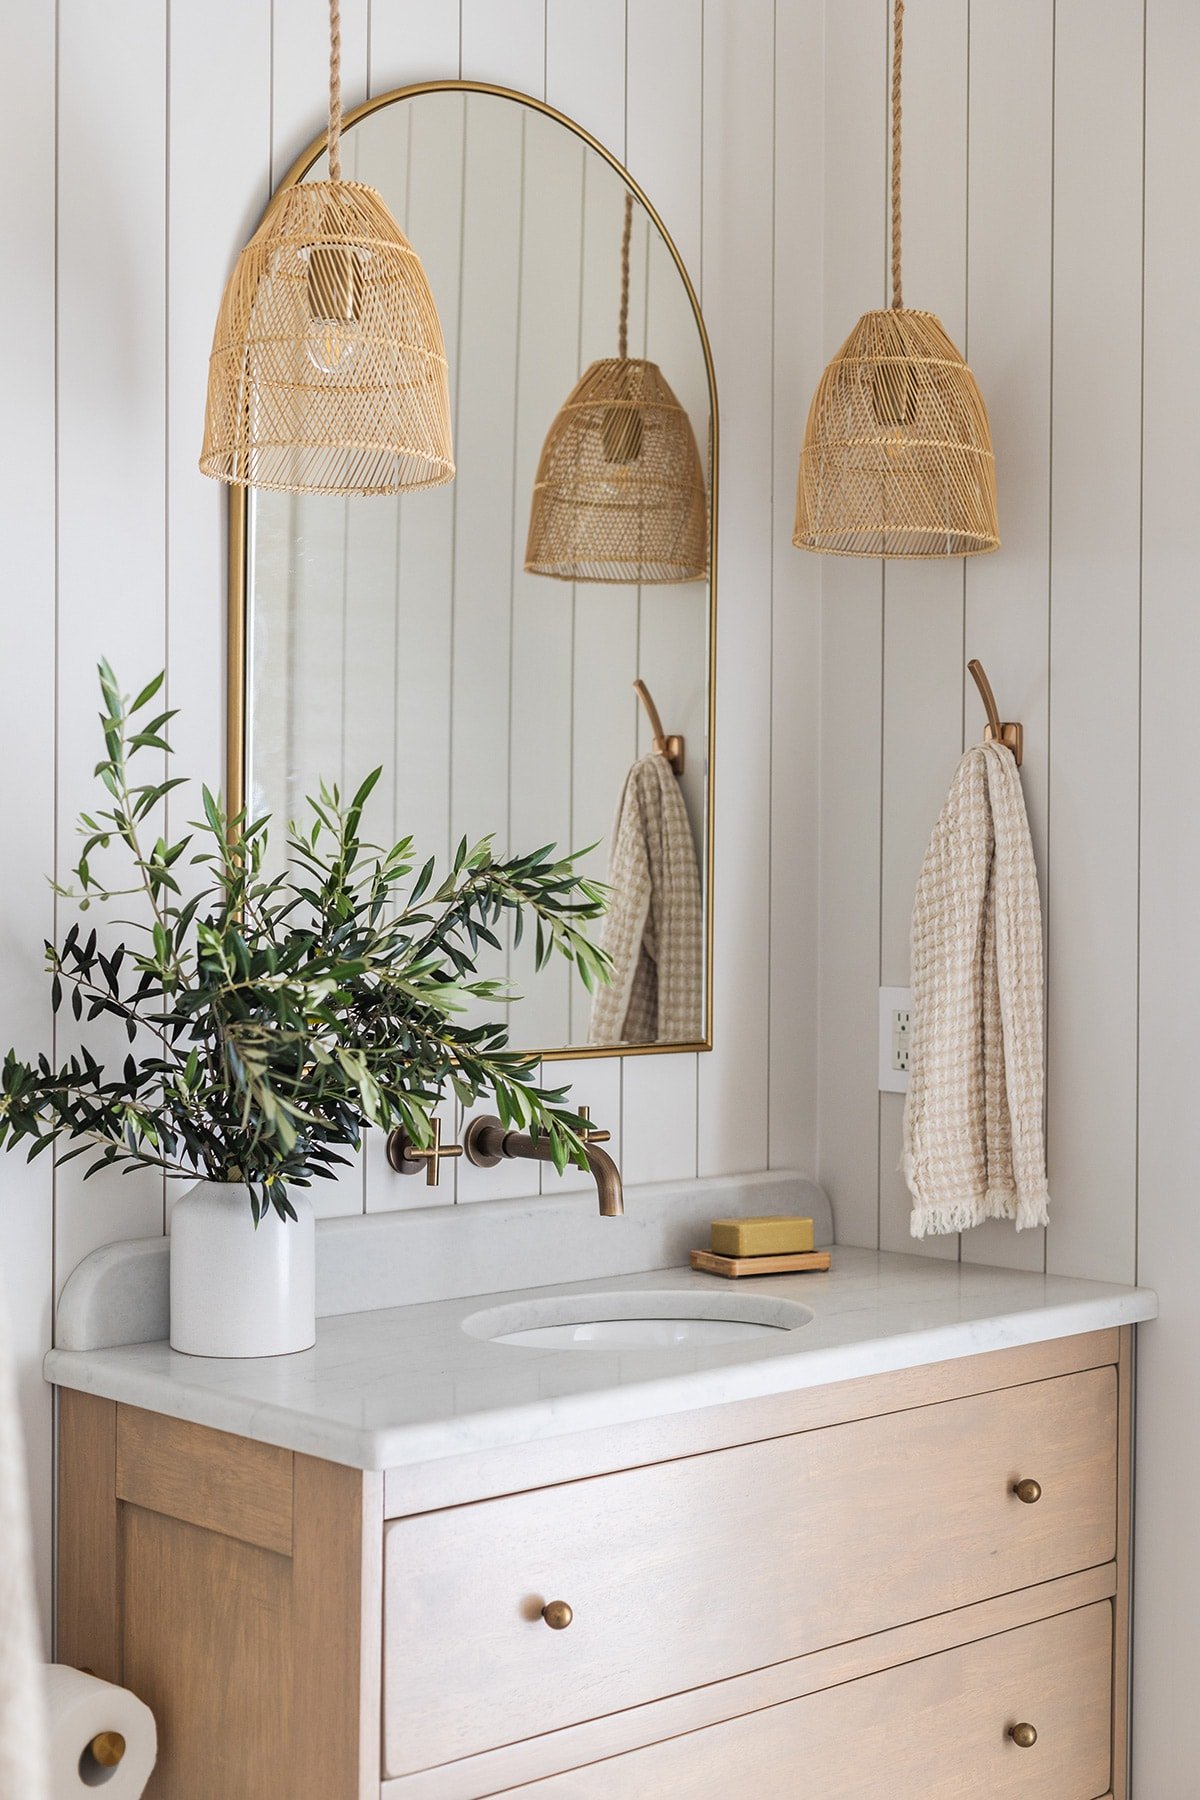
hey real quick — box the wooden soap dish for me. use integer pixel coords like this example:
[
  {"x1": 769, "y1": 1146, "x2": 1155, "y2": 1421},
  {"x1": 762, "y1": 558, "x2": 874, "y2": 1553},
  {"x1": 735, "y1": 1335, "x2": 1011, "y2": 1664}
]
[{"x1": 690, "y1": 1248, "x2": 832, "y2": 1279}]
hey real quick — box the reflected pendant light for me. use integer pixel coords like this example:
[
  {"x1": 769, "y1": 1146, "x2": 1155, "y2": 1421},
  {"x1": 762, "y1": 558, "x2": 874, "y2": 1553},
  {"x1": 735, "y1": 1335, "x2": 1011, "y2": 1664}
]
[
  {"x1": 794, "y1": 0, "x2": 998, "y2": 558},
  {"x1": 525, "y1": 192, "x2": 708, "y2": 583},
  {"x1": 199, "y1": 0, "x2": 454, "y2": 496}
]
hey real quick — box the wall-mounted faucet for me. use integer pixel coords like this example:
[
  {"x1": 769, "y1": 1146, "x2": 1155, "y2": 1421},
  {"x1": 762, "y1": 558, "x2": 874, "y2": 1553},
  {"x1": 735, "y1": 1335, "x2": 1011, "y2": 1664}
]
[{"x1": 463, "y1": 1113, "x2": 624, "y2": 1216}]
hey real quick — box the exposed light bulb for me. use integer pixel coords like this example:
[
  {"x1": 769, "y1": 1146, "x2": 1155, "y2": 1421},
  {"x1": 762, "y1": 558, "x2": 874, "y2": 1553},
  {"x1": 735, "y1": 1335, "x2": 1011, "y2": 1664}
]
[
  {"x1": 870, "y1": 360, "x2": 916, "y2": 429},
  {"x1": 304, "y1": 242, "x2": 362, "y2": 377},
  {"x1": 305, "y1": 317, "x2": 359, "y2": 376},
  {"x1": 601, "y1": 402, "x2": 643, "y2": 464}
]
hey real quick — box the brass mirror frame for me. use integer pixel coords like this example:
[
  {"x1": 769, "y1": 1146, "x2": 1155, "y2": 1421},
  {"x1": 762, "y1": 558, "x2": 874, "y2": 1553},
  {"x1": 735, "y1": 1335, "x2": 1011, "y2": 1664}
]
[{"x1": 225, "y1": 80, "x2": 718, "y2": 1061}]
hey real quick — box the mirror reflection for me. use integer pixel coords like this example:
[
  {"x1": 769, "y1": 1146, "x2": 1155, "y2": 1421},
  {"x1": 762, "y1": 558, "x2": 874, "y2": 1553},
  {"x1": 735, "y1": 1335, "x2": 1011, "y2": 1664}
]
[{"x1": 243, "y1": 86, "x2": 715, "y2": 1054}]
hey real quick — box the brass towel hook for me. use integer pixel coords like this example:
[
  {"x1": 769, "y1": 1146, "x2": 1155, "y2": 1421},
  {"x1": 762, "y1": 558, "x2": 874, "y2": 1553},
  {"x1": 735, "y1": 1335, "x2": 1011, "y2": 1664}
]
[
  {"x1": 967, "y1": 659, "x2": 1023, "y2": 767},
  {"x1": 633, "y1": 679, "x2": 685, "y2": 776}
]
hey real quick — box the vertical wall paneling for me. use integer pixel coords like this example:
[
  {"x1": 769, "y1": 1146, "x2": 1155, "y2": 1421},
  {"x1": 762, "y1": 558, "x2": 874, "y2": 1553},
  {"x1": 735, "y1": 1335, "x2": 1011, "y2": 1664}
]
[
  {"x1": 695, "y1": 0, "x2": 774, "y2": 1178},
  {"x1": 627, "y1": 0, "x2": 703, "y2": 280},
  {"x1": 1043, "y1": 0, "x2": 1144, "y2": 1286},
  {"x1": 816, "y1": 0, "x2": 888, "y2": 1248},
  {"x1": 619, "y1": 0, "x2": 705, "y2": 1184},
  {"x1": 1135, "y1": 0, "x2": 1200, "y2": 1786},
  {"x1": 55, "y1": 1, "x2": 170, "y2": 1282},
  {"x1": 387, "y1": 94, "x2": 463, "y2": 868},
  {"x1": 621, "y1": 1049, "x2": 704, "y2": 1189},
  {"x1": 959, "y1": 0, "x2": 1054, "y2": 1274},
  {"x1": 545, "y1": 0, "x2": 626, "y2": 149},
  {"x1": 271, "y1": 0, "x2": 369, "y2": 180},
  {"x1": 450, "y1": 10, "x2": 551, "y2": 1207},
  {"x1": 166, "y1": 0, "x2": 274, "y2": 1224},
  {"x1": 459, "y1": 1, "x2": 546, "y2": 99},
  {"x1": 876, "y1": 0, "x2": 968, "y2": 1260},
  {"x1": 368, "y1": 2, "x2": 461, "y2": 89},
  {"x1": 446, "y1": 101, "x2": 524, "y2": 870},
  {"x1": 768, "y1": 0, "x2": 823, "y2": 1181},
  {"x1": 509, "y1": 115, "x2": 580, "y2": 1052},
  {"x1": 1, "y1": 0, "x2": 57, "y2": 1643},
  {"x1": 270, "y1": 0, "x2": 373, "y2": 1220},
  {"x1": 546, "y1": 6, "x2": 634, "y2": 1059}
]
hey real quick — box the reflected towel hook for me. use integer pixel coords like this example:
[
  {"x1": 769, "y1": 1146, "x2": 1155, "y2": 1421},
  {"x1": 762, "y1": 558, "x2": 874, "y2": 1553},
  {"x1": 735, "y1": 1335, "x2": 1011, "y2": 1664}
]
[
  {"x1": 967, "y1": 659, "x2": 1023, "y2": 767},
  {"x1": 633, "y1": 679, "x2": 685, "y2": 776}
]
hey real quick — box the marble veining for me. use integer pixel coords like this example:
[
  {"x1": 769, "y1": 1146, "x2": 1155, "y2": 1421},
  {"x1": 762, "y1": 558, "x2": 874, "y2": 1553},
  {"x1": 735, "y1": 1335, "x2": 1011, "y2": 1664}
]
[{"x1": 45, "y1": 1247, "x2": 1157, "y2": 1472}]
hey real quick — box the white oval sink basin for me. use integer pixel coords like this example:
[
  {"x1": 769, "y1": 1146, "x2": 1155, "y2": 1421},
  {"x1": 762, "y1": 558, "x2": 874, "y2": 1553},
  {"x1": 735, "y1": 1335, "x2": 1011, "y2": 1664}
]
[
  {"x1": 461, "y1": 1289, "x2": 814, "y2": 1352},
  {"x1": 494, "y1": 1317, "x2": 790, "y2": 1348}
]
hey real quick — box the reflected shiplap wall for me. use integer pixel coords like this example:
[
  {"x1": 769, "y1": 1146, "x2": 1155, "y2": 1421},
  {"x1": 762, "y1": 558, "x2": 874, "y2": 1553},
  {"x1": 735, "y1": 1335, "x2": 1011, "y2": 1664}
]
[
  {"x1": 814, "y1": 3, "x2": 1200, "y2": 1786},
  {"x1": 250, "y1": 93, "x2": 711, "y2": 1054},
  {"x1": 0, "y1": 0, "x2": 822, "y2": 1638}
]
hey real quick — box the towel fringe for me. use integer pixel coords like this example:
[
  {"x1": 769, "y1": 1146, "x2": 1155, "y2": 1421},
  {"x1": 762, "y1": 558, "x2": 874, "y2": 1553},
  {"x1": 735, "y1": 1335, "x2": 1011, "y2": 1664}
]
[{"x1": 906, "y1": 1166, "x2": 1050, "y2": 1239}]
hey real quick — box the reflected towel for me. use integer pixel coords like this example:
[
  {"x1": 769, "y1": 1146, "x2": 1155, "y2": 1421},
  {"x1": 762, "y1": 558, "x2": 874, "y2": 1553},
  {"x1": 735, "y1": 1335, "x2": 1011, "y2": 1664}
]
[
  {"x1": 590, "y1": 753, "x2": 703, "y2": 1046},
  {"x1": 903, "y1": 741, "x2": 1050, "y2": 1238},
  {"x1": 0, "y1": 1290, "x2": 48, "y2": 1800}
]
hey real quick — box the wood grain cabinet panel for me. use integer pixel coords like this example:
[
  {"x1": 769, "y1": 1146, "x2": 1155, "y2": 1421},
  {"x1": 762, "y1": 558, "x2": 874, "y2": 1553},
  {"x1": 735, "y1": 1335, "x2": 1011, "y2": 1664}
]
[
  {"x1": 56, "y1": 1335, "x2": 1132, "y2": 1799},
  {"x1": 382, "y1": 1367, "x2": 1117, "y2": 1775},
  {"x1": 504, "y1": 1600, "x2": 1114, "y2": 1799}
]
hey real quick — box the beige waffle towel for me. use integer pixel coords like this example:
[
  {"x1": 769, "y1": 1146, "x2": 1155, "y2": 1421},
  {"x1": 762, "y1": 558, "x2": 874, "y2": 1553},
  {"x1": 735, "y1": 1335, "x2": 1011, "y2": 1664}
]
[
  {"x1": 589, "y1": 752, "x2": 703, "y2": 1046},
  {"x1": 0, "y1": 1294, "x2": 48, "y2": 1800},
  {"x1": 903, "y1": 741, "x2": 1050, "y2": 1238}
]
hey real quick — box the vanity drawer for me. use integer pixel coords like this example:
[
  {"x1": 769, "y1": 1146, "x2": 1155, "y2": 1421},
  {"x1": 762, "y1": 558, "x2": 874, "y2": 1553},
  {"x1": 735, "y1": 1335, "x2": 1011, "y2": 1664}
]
[
  {"x1": 502, "y1": 1600, "x2": 1114, "y2": 1799},
  {"x1": 382, "y1": 1366, "x2": 1116, "y2": 1776}
]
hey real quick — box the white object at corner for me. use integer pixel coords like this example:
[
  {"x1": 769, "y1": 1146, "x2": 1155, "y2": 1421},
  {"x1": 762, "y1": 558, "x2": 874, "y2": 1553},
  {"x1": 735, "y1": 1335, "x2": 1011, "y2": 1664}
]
[
  {"x1": 169, "y1": 1181, "x2": 315, "y2": 1358},
  {"x1": 44, "y1": 1665, "x2": 156, "y2": 1799}
]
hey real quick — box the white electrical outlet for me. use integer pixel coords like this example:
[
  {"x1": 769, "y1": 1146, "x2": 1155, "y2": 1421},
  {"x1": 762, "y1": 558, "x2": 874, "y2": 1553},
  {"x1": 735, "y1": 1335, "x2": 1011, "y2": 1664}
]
[{"x1": 879, "y1": 986, "x2": 913, "y2": 1093}]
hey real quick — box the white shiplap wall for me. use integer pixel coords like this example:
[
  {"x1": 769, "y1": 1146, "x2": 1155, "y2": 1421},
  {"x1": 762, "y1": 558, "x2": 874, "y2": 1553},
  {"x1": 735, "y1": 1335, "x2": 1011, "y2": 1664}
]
[
  {"x1": 15, "y1": 11, "x2": 1196, "y2": 1782},
  {"x1": 0, "y1": 0, "x2": 822, "y2": 1638},
  {"x1": 815, "y1": 2, "x2": 1200, "y2": 1787}
]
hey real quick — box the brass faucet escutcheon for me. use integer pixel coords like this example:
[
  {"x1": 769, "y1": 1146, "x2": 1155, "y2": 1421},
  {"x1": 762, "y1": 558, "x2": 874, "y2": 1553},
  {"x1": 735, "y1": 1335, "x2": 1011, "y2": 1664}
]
[{"x1": 386, "y1": 1115, "x2": 464, "y2": 1187}]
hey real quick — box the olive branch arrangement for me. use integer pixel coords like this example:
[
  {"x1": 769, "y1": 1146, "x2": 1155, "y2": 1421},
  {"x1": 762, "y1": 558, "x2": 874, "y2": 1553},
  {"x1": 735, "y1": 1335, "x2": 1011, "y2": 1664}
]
[{"x1": 0, "y1": 663, "x2": 610, "y2": 1221}]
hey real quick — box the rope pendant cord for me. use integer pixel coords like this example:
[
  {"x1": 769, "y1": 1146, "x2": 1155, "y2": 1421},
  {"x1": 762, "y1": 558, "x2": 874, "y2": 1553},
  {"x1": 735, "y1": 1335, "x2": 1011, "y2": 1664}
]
[
  {"x1": 618, "y1": 190, "x2": 633, "y2": 360},
  {"x1": 327, "y1": 0, "x2": 343, "y2": 183},
  {"x1": 890, "y1": 0, "x2": 904, "y2": 309}
]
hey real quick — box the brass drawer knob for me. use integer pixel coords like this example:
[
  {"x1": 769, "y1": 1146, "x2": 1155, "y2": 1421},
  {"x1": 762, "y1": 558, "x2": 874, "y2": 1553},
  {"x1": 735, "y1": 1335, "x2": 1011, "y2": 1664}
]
[
  {"x1": 1012, "y1": 1478, "x2": 1043, "y2": 1505},
  {"x1": 89, "y1": 1732, "x2": 127, "y2": 1768},
  {"x1": 1009, "y1": 1722, "x2": 1038, "y2": 1750},
  {"x1": 542, "y1": 1600, "x2": 574, "y2": 1631}
]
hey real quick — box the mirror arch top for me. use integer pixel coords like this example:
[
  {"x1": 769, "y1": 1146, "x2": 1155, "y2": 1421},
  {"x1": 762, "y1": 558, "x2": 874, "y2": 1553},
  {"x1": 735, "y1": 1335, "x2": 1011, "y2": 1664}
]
[{"x1": 227, "y1": 80, "x2": 718, "y2": 1061}]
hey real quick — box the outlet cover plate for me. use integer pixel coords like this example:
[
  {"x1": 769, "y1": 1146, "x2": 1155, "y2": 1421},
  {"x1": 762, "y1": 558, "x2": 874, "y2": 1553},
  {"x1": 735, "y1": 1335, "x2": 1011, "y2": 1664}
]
[{"x1": 879, "y1": 986, "x2": 913, "y2": 1094}]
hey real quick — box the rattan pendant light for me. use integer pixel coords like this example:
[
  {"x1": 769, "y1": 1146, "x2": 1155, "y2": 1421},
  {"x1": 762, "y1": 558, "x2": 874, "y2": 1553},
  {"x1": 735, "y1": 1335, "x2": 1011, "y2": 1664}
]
[
  {"x1": 199, "y1": 0, "x2": 454, "y2": 496},
  {"x1": 525, "y1": 193, "x2": 707, "y2": 583},
  {"x1": 794, "y1": 0, "x2": 998, "y2": 558}
]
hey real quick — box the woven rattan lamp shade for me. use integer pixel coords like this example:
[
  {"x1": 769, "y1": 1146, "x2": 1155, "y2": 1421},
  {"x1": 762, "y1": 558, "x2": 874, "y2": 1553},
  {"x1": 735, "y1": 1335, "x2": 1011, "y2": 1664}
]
[
  {"x1": 526, "y1": 192, "x2": 707, "y2": 584},
  {"x1": 200, "y1": 180, "x2": 453, "y2": 495},
  {"x1": 525, "y1": 355, "x2": 707, "y2": 583},
  {"x1": 793, "y1": 0, "x2": 998, "y2": 559},
  {"x1": 794, "y1": 307, "x2": 998, "y2": 557},
  {"x1": 200, "y1": 0, "x2": 453, "y2": 497}
]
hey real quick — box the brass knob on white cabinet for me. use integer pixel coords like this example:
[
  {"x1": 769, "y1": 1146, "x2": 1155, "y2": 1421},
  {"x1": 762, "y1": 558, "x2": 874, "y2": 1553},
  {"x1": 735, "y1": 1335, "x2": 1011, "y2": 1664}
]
[
  {"x1": 1012, "y1": 1478, "x2": 1042, "y2": 1505},
  {"x1": 1009, "y1": 1722, "x2": 1038, "y2": 1749},
  {"x1": 541, "y1": 1600, "x2": 573, "y2": 1631}
]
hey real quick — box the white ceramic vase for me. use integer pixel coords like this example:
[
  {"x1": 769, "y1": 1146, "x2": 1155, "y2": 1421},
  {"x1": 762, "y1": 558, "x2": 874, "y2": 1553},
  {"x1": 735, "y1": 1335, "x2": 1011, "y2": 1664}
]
[{"x1": 169, "y1": 1181, "x2": 316, "y2": 1358}]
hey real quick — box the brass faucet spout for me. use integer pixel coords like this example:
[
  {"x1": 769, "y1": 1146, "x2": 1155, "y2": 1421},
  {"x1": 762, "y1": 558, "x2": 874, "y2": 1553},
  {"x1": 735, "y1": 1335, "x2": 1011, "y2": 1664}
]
[{"x1": 463, "y1": 1117, "x2": 624, "y2": 1216}]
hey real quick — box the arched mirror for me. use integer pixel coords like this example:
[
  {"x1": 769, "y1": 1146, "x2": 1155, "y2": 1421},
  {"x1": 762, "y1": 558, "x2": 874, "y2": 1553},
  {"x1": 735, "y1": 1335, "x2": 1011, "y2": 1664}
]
[{"x1": 228, "y1": 83, "x2": 717, "y2": 1058}]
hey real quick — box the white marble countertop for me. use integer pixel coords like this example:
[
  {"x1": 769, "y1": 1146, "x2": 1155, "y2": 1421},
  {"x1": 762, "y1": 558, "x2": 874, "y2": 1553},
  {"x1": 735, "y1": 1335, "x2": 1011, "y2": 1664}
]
[{"x1": 44, "y1": 1247, "x2": 1157, "y2": 1471}]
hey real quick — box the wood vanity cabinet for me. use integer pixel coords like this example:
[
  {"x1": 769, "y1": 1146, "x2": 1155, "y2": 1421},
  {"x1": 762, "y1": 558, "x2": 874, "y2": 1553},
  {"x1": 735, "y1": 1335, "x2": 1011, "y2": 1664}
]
[{"x1": 57, "y1": 1327, "x2": 1132, "y2": 1799}]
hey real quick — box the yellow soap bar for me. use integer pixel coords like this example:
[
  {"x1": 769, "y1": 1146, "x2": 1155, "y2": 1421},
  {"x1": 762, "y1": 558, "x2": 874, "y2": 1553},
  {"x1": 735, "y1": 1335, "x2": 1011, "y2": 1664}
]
[{"x1": 710, "y1": 1216, "x2": 815, "y2": 1258}]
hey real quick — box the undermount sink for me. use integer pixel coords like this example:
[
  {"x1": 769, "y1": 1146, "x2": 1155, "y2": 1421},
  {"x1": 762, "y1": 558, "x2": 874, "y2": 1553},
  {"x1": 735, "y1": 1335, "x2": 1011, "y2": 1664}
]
[{"x1": 461, "y1": 1289, "x2": 815, "y2": 1351}]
